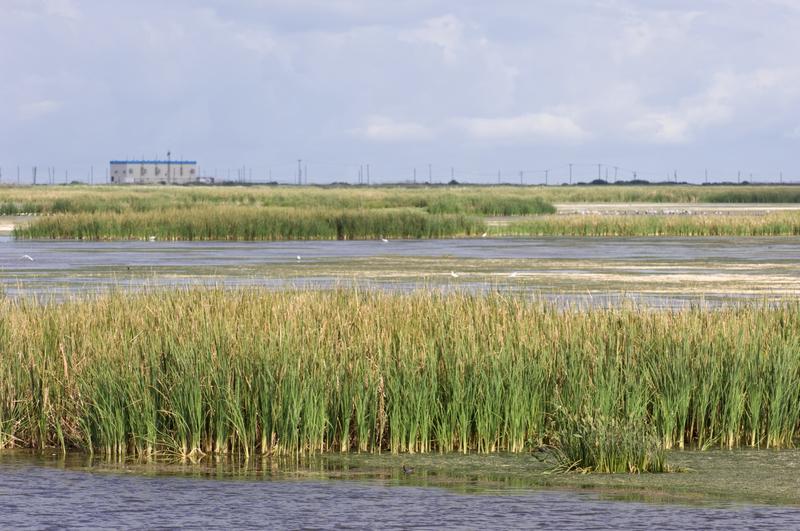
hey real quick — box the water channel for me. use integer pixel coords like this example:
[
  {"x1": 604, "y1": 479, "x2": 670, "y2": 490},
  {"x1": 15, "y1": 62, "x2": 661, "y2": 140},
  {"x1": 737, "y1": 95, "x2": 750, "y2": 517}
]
[{"x1": 3, "y1": 236, "x2": 800, "y2": 306}]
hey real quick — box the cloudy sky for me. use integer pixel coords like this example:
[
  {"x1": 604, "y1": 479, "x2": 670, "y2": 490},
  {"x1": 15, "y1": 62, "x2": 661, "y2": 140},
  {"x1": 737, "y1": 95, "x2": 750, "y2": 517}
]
[{"x1": 2, "y1": 0, "x2": 800, "y2": 184}]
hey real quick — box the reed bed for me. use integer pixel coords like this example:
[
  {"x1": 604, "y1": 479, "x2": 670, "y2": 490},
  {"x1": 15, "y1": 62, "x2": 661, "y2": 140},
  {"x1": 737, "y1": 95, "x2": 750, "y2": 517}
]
[
  {"x1": 1, "y1": 289, "x2": 799, "y2": 472},
  {"x1": 495, "y1": 213, "x2": 800, "y2": 237},
  {"x1": 0, "y1": 185, "x2": 554, "y2": 216},
  {"x1": 15, "y1": 206, "x2": 486, "y2": 240},
  {"x1": 537, "y1": 185, "x2": 800, "y2": 204}
]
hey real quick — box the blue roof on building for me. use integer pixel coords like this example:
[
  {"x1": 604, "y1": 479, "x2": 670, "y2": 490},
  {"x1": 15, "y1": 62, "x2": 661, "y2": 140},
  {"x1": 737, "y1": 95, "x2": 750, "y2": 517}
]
[{"x1": 110, "y1": 160, "x2": 197, "y2": 164}]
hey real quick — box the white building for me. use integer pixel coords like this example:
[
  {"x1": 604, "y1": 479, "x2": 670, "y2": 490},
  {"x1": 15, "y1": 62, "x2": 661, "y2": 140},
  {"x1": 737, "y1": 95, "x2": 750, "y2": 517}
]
[{"x1": 110, "y1": 159, "x2": 198, "y2": 184}]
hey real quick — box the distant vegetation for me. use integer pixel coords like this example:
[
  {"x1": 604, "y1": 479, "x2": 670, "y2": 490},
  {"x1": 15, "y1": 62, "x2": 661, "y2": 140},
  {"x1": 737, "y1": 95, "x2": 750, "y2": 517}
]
[
  {"x1": 6, "y1": 185, "x2": 554, "y2": 240},
  {"x1": 494, "y1": 213, "x2": 800, "y2": 237},
  {"x1": 537, "y1": 185, "x2": 800, "y2": 204},
  {"x1": 16, "y1": 206, "x2": 486, "y2": 240},
  {"x1": 0, "y1": 185, "x2": 555, "y2": 216},
  {"x1": 2, "y1": 289, "x2": 799, "y2": 472},
  {"x1": 8, "y1": 184, "x2": 800, "y2": 240}
]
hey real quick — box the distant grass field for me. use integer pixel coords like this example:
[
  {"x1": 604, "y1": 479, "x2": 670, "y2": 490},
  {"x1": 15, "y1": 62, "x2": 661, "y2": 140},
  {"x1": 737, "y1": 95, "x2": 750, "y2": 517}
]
[
  {"x1": 3, "y1": 289, "x2": 800, "y2": 472},
  {"x1": 8, "y1": 184, "x2": 800, "y2": 240},
  {"x1": 493, "y1": 212, "x2": 800, "y2": 237},
  {"x1": 16, "y1": 206, "x2": 486, "y2": 240},
  {"x1": 0, "y1": 185, "x2": 555, "y2": 216}
]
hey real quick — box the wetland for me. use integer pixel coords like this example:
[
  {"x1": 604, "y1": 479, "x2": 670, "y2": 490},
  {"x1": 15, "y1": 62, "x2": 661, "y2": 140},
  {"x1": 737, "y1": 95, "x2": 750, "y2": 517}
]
[{"x1": 3, "y1": 184, "x2": 800, "y2": 527}]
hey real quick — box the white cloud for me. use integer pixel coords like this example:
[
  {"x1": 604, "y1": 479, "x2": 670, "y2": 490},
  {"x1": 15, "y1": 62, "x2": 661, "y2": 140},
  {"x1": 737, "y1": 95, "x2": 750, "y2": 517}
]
[
  {"x1": 18, "y1": 100, "x2": 61, "y2": 120},
  {"x1": 458, "y1": 113, "x2": 587, "y2": 142},
  {"x1": 400, "y1": 14, "x2": 465, "y2": 64},
  {"x1": 354, "y1": 115, "x2": 435, "y2": 142},
  {"x1": 234, "y1": 28, "x2": 277, "y2": 56},
  {"x1": 625, "y1": 67, "x2": 800, "y2": 143},
  {"x1": 43, "y1": 0, "x2": 80, "y2": 20}
]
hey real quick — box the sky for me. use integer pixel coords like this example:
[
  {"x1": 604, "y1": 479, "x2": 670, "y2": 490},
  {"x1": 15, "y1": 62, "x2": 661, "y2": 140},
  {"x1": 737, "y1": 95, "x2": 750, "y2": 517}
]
[{"x1": 2, "y1": 0, "x2": 800, "y2": 184}]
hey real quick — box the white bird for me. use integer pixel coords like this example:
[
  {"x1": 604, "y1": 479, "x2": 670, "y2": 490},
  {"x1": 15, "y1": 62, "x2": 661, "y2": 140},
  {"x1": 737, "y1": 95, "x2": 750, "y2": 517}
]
[
  {"x1": 481, "y1": 232, "x2": 488, "y2": 238},
  {"x1": 148, "y1": 235, "x2": 156, "y2": 242},
  {"x1": 380, "y1": 237, "x2": 389, "y2": 243},
  {"x1": 450, "y1": 271, "x2": 459, "y2": 278},
  {"x1": 296, "y1": 255, "x2": 302, "y2": 261},
  {"x1": 509, "y1": 271, "x2": 518, "y2": 278},
  {"x1": 20, "y1": 254, "x2": 34, "y2": 261}
]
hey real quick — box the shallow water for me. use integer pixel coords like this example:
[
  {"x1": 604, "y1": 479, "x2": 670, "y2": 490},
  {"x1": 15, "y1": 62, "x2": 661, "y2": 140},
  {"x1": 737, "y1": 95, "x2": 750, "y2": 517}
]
[
  {"x1": 2, "y1": 236, "x2": 800, "y2": 306},
  {"x1": 2, "y1": 455, "x2": 800, "y2": 530}
]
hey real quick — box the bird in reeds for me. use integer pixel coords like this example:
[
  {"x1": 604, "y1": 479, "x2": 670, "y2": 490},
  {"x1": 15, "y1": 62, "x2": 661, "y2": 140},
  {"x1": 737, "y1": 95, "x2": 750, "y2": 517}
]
[
  {"x1": 296, "y1": 255, "x2": 302, "y2": 261},
  {"x1": 20, "y1": 254, "x2": 34, "y2": 261},
  {"x1": 509, "y1": 271, "x2": 518, "y2": 278},
  {"x1": 380, "y1": 236, "x2": 389, "y2": 243},
  {"x1": 402, "y1": 465, "x2": 414, "y2": 474},
  {"x1": 481, "y1": 232, "x2": 488, "y2": 238},
  {"x1": 450, "y1": 271, "x2": 459, "y2": 278},
  {"x1": 148, "y1": 235, "x2": 156, "y2": 242}
]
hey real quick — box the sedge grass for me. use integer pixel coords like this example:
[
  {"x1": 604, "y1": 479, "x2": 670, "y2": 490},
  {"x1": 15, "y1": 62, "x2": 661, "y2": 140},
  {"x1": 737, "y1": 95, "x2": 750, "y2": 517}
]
[
  {"x1": 494, "y1": 212, "x2": 800, "y2": 237},
  {"x1": 15, "y1": 206, "x2": 485, "y2": 240},
  {"x1": 1, "y1": 289, "x2": 800, "y2": 473},
  {"x1": 0, "y1": 185, "x2": 555, "y2": 217}
]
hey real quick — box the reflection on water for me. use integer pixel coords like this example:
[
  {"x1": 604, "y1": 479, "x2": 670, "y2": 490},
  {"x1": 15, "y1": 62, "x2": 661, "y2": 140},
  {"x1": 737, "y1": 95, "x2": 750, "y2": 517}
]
[
  {"x1": 1, "y1": 452, "x2": 799, "y2": 529},
  {"x1": 2, "y1": 236, "x2": 800, "y2": 307}
]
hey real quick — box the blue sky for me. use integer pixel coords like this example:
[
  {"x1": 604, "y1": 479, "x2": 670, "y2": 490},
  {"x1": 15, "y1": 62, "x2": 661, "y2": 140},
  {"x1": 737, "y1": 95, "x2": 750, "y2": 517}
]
[{"x1": 2, "y1": 0, "x2": 800, "y2": 184}]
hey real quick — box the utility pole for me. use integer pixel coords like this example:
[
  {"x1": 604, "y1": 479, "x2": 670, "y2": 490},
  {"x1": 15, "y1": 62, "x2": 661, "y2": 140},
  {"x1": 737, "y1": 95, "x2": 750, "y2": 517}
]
[
  {"x1": 780, "y1": 171, "x2": 783, "y2": 184},
  {"x1": 167, "y1": 151, "x2": 171, "y2": 184},
  {"x1": 90, "y1": 165, "x2": 94, "y2": 185},
  {"x1": 705, "y1": 169, "x2": 708, "y2": 184},
  {"x1": 297, "y1": 159, "x2": 302, "y2": 185},
  {"x1": 674, "y1": 169, "x2": 677, "y2": 183},
  {"x1": 428, "y1": 163, "x2": 432, "y2": 184},
  {"x1": 33, "y1": 166, "x2": 37, "y2": 185},
  {"x1": 413, "y1": 167, "x2": 416, "y2": 184},
  {"x1": 737, "y1": 170, "x2": 741, "y2": 184},
  {"x1": 569, "y1": 163, "x2": 573, "y2": 185},
  {"x1": 597, "y1": 163, "x2": 601, "y2": 180},
  {"x1": 366, "y1": 164, "x2": 370, "y2": 185},
  {"x1": 614, "y1": 166, "x2": 618, "y2": 182}
]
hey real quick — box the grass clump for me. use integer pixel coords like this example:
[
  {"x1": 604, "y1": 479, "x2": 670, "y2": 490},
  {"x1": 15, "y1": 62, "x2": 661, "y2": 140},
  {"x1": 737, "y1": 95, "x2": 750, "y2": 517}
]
[{"x1": 1, "y1": 290, "x2": 800, "y2": 473}]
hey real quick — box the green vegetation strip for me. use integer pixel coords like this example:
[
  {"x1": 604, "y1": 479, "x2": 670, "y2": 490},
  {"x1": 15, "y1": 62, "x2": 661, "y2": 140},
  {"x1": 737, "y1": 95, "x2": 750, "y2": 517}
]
[
  {"x1": 0, "y1": 185, "x2": 555, "y2": 216},
  {"x1": 493, "y1": 212, "x2": 800, "y2": 237},
  {"x1": 14, "y1": 206, "x2": 486, "y2": 240},
  {"x1": 2, "y1": 289, "x2": 799, "y2": 473}
]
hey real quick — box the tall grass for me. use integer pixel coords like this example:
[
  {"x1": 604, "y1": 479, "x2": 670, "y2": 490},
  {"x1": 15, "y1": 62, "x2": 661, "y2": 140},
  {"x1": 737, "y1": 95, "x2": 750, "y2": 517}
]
[
  {"x1": 15, "y1": 206, "x2": 486, "y2": 240},
  {"x1": 494, "y1": 213, "x2": 800, "y2": 237},
  {"x1": 0, "y1": 185, "x2": 555, "y2": 216},
  {"x1": 1, "y1": 289, "x2": 799, "y2": 472}
]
